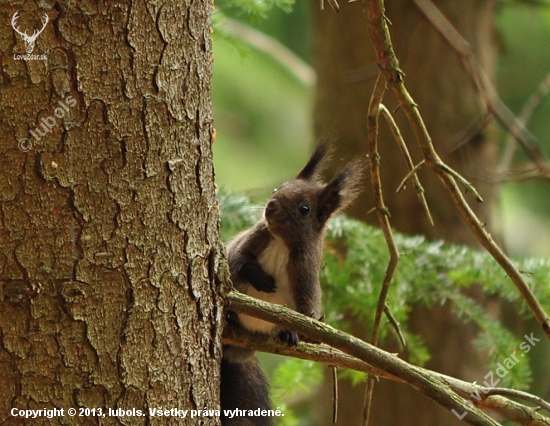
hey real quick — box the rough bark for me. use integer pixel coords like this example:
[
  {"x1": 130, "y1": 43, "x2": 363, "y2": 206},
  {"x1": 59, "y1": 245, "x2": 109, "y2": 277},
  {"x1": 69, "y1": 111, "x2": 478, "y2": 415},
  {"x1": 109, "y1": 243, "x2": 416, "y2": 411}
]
[
  {"x1": 1, "y1": 1, "x2": 222, "y2": 425},
  {"x1": 312, "y1": 0, "x2": 499, "y2": 425}
]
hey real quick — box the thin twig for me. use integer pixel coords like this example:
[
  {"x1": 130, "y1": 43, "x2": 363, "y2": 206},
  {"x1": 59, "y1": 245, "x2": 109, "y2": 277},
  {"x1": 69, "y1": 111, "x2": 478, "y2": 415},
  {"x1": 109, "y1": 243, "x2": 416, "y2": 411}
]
[
  {"x1": 332, "y1": 366, "x2": 338, "y2": 423},
  {"x1": 367, "y1": 75, "x2": 399, "y2": 348},
  {"x1": 436, "y1": 162, "x2": 484, "y2": 203},
  {"x1": 396, "y1": 159, "x2": 425, "y2": 193},
  {"x1": 364, "y1": 0, "x2": 550, "y2": 341},
  {"x1": 384, "y1": 304, "x2": 406, "y2": 348},
  {"x1": 379, "y1": 104, "x2": 434, "y2": 225},
  {"x1": 364, "y1": 74, "x2": 401, "y2": 426},
  {"x1": 413, "y1": 0, "x2": 550, "y2": 180},
  {"x1": 483, "y1": 388, "x2": 550, "y2": 413}
]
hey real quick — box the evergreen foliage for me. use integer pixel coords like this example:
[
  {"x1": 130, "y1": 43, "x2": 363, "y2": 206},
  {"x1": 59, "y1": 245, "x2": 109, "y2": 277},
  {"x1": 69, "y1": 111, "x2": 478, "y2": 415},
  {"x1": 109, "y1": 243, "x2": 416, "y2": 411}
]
[
  {"x1": 219, "y1": 188, "x2": 549, "y2": 419},
  {"x1": 215, "y1": 0, "x2": 294, "y2": 21}
]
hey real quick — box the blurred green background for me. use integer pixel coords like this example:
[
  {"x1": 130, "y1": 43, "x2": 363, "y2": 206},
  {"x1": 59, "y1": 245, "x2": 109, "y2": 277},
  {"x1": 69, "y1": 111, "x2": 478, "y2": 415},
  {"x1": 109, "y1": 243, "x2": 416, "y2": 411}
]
[
  {"x1": 497, "y1": 4, "x2": 550, "y2": 256},
  {"x1": 212, "y1": 3, "x2": 550, "y2": 423},
  {"x1": 212, "y1": 1, "x2": 550, "y2": 254}
]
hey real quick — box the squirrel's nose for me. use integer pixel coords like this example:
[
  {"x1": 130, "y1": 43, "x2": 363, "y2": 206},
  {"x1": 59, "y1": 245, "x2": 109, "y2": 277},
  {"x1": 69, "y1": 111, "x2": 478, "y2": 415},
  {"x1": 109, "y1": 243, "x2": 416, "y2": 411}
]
[{"x1": 266, "y1": 200, "x2": 278, "y2": 215}]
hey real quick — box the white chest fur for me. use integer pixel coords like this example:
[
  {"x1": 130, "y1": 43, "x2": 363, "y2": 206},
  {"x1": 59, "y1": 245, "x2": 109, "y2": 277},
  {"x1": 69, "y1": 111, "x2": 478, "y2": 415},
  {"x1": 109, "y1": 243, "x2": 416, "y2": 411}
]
[{"x1": 238, "y1": 236, "x2": 295, "y2": 334}]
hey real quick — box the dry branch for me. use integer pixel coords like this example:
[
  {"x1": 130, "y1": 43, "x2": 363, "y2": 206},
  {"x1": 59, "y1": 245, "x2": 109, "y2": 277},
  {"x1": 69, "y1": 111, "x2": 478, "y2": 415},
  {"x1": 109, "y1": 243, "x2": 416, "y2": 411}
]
[
  {"x1": 228, "y1": 291, "x2": 500, "y2": 426},
  {"x1": 364, "y1": 73, "x2": 400, "y2": 425},
  {"x1": 380, "y1": 104, "x2": 433, "y2": 225},
  {"x1": 226, "y1": 291, "x2": 550, "y2": 426},
  {"x1": 413, "y1": 0, "x2": 550, "y2": 180},
  {"x1": 364, "y1": 0, "x2": 550, "y2": 341}
]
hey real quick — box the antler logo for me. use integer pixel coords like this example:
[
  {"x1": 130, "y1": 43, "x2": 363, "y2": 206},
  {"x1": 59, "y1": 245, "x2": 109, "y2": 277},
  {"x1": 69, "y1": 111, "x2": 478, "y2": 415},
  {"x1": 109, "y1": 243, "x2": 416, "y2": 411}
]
[{"x1": 11, "y1": 11, "x2": 49, "y2": 54}]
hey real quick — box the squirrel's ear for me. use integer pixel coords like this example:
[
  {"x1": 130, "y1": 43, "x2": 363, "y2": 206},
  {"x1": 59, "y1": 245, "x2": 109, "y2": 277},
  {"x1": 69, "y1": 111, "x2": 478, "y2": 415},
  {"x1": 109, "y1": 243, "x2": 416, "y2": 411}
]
[
  {"x1": 316, "y1": 159, "x2": 364, "y2": 226},
  {"x1": 296, "y1": 140, "x2": 331, "y2": 181}
]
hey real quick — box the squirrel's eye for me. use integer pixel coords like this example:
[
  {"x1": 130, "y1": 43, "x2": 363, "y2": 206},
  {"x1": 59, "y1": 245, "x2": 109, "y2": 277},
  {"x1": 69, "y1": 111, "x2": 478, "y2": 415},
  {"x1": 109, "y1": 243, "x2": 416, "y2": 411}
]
[{"x1": 299, "y1": 205, "x2": 310, "y2": 215}]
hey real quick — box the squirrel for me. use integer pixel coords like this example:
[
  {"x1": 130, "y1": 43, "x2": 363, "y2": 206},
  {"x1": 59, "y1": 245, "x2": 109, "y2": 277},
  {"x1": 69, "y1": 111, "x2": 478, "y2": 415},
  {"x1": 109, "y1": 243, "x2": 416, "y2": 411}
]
[{"x1": 221, "y1": 141, "x2": 363, "y2": 426}]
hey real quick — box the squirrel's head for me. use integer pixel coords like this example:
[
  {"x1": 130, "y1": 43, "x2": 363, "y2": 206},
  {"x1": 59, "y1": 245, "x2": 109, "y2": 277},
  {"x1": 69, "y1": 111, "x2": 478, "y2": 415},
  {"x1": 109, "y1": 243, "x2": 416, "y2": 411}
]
[{"x1": 264, "y1": 141, "x2": 363, "y2": 246}]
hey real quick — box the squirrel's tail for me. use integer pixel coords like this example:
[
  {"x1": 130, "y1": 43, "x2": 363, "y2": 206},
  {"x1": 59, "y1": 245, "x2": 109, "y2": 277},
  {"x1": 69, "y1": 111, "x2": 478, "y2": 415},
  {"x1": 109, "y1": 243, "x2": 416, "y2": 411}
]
[{"x1": 221, "y1": 346, "x2": 273, "y2": 426}]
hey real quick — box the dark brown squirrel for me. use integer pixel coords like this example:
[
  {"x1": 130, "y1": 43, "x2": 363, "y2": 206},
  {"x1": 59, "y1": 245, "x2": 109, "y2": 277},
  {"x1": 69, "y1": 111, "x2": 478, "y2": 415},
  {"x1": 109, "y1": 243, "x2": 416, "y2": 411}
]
[{"x1": 221, "y1": 141, "x2": 363, "y2": 426}]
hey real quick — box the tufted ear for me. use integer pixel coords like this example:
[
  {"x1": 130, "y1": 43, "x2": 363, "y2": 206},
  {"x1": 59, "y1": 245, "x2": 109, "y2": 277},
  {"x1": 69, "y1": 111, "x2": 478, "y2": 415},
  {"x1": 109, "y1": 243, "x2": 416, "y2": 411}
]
[
  {"x1": 316, "y1": 159, "x2": 364, "y2": 227},
  {"x1": 296, "y1": 140, "x2": 331, "y2": 181}
]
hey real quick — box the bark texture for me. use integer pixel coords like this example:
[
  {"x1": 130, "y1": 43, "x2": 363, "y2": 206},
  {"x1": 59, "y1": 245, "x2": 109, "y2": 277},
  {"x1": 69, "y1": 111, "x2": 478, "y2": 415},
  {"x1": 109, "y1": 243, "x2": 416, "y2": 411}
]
[
  {"x1": 1, "y1": 1, "x2": 222, "y2": 425},
  {"x1": 312, "y1": 0, "x2": 499, "y2": 425}
]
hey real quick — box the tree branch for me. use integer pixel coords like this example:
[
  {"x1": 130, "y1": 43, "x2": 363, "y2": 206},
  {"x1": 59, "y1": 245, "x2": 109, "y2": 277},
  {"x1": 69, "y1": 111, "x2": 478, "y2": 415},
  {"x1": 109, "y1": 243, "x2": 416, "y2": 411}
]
[
  {"x1": 364, "y1": 73, "x2": 400, "y2": 425},
  {"x1": 364, "y1": 0, "x2": 550, "y2": 341},
  {"x1": 228, "y1": 291, "x2": 500, "y2": 426},
  {"x1": 380, "y1": 104, "x2": 433, "y2": 225},
  {"x1": 483, "y1": 388, "x2": 550, "y2": 413},
  {"x1": 412, "y1": 0, "x2": 550, "y2": 180},
  {"x1": 225, "y1": 291, "x2": 550, "y2": 426}
]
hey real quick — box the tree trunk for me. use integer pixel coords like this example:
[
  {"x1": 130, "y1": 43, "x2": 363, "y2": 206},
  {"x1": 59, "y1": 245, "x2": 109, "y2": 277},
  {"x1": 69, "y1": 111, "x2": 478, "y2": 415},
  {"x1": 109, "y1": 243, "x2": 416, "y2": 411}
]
[
  {"x1": 312, "y1": 0, "x2": 498, "y2": 425},
  {"x1": 1, "y1": 2, "x2": 222, "y2": 425}
]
